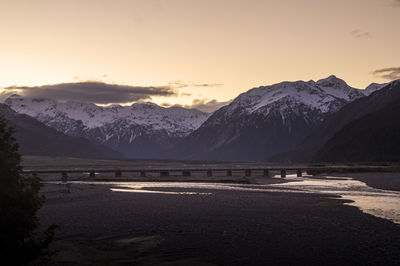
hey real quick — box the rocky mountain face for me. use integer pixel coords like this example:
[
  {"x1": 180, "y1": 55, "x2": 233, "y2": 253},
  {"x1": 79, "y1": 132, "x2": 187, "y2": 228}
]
[
  {"x1": 5, "y1": 97, "x2": 209, "y2": 158},
  {"x1": 0, "y1": 103, "x2": 122, "y2": 158},
  {"x1": 275, "y1": 80, "x2": 400, "y2": 162},
  {"x1": 171, "y1": 75, "x2": 367, "y2": 161}
]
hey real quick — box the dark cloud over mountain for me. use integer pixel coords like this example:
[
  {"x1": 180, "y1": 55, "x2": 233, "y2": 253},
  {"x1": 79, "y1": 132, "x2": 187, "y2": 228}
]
[
  {"x1": 163, "y1": 98, "x2": 232, "y2": 113},
  {"x1": 3, "y1": 82, "x2": 177, "y2": 104},
  {"x1": 167, "y1": 81, "x2": 224, "y2": 89},
  {"x1": 373, "y1": 67, "x2": 400, "y2": 80},
  {"x1": 189, "y1": 99, "x2": 231, "y2": 113}
]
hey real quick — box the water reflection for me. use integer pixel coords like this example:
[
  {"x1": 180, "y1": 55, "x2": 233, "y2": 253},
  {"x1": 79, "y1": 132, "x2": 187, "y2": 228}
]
[
  {"x1": 111, "y1": 187, "x2": 211, "y2": 195},
  {"x1": 271, "y1": 174, "x2": 400, "y2": 224},
  {"x1": 108, "y1": 181, "x2": 294, "y2": 194}
]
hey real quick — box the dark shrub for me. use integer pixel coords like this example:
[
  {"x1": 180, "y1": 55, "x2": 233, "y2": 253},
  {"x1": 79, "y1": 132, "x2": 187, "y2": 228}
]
[{"x1": 0, "y1": 117, "x2": 56, "y2": 265}]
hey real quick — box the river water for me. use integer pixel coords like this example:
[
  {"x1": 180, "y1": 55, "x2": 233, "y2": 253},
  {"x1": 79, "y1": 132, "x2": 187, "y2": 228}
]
[
  {"x1": 271, "y1": 174, "x2": 400, "y2": 224},
  {"x1": 105, "y1": 174, "x2": 400, "y2": 225}
]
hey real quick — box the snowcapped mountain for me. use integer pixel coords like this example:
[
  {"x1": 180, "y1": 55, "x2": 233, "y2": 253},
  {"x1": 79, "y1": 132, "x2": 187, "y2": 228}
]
[
  {"x1": 171, "y1": 75, "x2": 368, "y2": 161},
  {"x1": 226, "y1": 75, "x2": 363, "y2": 116},
  {"x1": 5, "y1": 96, "x2": 209, "y2": 158}
]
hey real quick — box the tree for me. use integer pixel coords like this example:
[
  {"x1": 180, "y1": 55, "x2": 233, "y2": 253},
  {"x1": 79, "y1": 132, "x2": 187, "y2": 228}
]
[{"x1": 0, "y1": 117, "x2": 55, "y2": 265}]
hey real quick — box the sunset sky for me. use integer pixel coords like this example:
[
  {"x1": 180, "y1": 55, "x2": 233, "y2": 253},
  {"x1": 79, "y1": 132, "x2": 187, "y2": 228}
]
[{"x1": 1, "y1": 0, "x2": 399, "y2": 109}]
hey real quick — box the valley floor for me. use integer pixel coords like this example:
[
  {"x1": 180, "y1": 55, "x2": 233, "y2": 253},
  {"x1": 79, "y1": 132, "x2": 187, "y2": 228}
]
[{"x1": 37, "y1": 173, "x2": 400, "y2": 265}]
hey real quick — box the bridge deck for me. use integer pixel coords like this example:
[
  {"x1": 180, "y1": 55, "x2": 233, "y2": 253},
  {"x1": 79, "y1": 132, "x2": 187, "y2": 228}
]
[{"x1": 21, "y1": 165, "x2": 396, "y2": 175}]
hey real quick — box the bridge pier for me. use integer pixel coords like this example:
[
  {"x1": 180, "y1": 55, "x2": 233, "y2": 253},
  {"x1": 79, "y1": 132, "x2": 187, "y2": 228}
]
[
  {"x1": 227, "y1": 169, "x2": 232, "y2": 177},
  {"x1": 61, "y1": 172, "x2": 68, "y2": 183},
  {"x1": 297, "y1": 169, "x2": 302, "y2": 177},
  {"x1": 280, "y1": 169, "x2": 286, "y2": 178},
  {"x1": 115, "y1": 171, "x2": 122, "y2": 178},
  {"x1": 160, "y1": 171, "x2": 169, "y2": 177},
  {"x1": 207, "y1": 170, "x2": 212, "y2": 177},
  {"x1": 264, "y1": 169, "x2": 270, "y2": 177},
  {"x1": 182, "y1": 171, "x2": 191, "y2": 177},
  {"x1": 245, "y1": 169, "x2": 251, "y2": 177}
]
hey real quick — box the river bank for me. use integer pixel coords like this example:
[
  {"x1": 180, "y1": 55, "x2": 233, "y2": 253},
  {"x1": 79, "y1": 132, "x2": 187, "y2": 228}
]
[{"x1": 38, "y1": 173, "x2": 400, "y2": 265}]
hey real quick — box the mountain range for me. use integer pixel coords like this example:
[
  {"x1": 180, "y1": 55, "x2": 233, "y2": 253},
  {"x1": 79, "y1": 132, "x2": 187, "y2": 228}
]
[
  {"x1": 4, "y1": 97, "x2": 208, "y2": 158},
  {"x1": 2, "y1": 75, "x2": 398, "y2": 162}
]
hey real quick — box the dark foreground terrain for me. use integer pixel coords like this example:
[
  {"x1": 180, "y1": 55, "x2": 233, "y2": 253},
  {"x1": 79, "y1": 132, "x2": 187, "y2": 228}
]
[{"x1": 38, "y1": 175, "x2": 400, "y2": 266}]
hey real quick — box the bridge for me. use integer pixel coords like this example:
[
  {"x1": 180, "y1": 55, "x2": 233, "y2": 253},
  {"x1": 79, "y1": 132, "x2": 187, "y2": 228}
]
[{"x1": 21, "y1": 165, "x2": 396, "y2": 182}]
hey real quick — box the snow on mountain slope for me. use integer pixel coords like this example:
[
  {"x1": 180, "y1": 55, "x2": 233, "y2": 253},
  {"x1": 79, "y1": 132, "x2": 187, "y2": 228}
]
[
  {"x1": 5, "y1": 96, "x2": 208, "y2": 135},
  {"x1": 4, "y1": 96, "x2": 209, "y2": 158},
  {"x1": 227, "y1": 75, "x2": 364, "y2": 116},
  {"x1": 363, "y1": 82, "x2": 388, "y2": 96}
]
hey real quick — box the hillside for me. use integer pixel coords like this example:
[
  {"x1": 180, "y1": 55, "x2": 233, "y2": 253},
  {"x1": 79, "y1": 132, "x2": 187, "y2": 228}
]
[
  {"x1": 314, "y1": 98, "x2": 400, "y2": 162},
  {"x1": 0, "y1": 104, "x2": 122, "y2": 158}
]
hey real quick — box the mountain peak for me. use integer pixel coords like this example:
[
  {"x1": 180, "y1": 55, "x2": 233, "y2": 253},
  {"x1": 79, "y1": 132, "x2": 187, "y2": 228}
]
[
  {"x1": 315, "y1": 75, "x2": 364, "y2": 101},
  {"x1": 316, "y1": 75, "x2": 348, "y2": 88},
  {"x1": 326, "y1": 74, "x2": 339, "y2": 80}
]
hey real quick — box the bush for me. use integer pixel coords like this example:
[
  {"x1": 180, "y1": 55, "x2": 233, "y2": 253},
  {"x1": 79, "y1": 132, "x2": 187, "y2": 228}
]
[{"x1": 0, "y1": 117, "x2": 56, "y2": 265}]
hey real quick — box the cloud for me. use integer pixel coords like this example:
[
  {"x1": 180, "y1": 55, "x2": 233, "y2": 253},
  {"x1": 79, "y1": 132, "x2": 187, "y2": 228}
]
[
  {"x1": 190, "y1": 99, "x2": 232, "y2": 112},
  {"x1": 372, "y1": 67, "x2": 400, "y2": 80},
  {"x1": 168, "y1": 81, "x2": 224, "y2": 89},
  {"x1": 163, "y1": 98, "x2": 232, "y2": 113},
  {"x1": 3, "y1": 82, "x2": 177, "y2": 104},
  {"x1": 350, "y1": 29, "x2": 372, "y2": 39}
]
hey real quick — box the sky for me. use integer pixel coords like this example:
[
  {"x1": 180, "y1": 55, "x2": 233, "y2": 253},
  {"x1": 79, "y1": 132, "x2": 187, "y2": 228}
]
[{"x1": 0, "y1": 0, "x2": 399, "y2": 110}]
